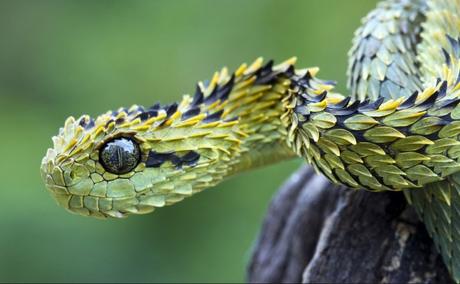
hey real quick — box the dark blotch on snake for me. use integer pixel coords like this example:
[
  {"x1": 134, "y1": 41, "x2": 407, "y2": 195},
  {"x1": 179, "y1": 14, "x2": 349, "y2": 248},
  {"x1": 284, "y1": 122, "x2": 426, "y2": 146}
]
[{"x1": 203, "y1": 110, "x2": 224, "y2": 123}]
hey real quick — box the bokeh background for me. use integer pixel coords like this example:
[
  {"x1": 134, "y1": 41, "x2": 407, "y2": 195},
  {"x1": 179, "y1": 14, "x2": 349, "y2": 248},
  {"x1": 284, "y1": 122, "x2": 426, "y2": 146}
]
[{"x1": 0, "y1": 0, "x2": 377, "y2": 282}]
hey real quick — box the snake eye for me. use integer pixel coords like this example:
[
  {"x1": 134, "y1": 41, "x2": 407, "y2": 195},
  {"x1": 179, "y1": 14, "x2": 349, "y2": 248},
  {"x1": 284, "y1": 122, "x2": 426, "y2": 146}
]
[{"x1": 99, "y1": 137, "x2": 141, "y2": 174}]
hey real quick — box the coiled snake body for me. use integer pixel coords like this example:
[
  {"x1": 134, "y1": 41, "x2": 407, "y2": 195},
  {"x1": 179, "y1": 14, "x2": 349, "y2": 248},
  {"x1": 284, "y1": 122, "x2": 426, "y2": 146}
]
[{"x1": 41, "y1": 0, "x2": 460, "y2": 280}]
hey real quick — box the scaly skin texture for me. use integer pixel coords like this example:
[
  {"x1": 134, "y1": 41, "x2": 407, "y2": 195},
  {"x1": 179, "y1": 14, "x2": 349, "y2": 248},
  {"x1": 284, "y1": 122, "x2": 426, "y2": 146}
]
[{"x1": 41, "y1": 0, "x2": 460, "y2": 281}]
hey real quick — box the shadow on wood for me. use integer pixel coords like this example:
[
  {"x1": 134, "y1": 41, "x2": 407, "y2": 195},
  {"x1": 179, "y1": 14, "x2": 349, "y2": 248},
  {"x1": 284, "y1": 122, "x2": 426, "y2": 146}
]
[{"x1": 247, "y1": 166, "x2": 453, "y2": 283}]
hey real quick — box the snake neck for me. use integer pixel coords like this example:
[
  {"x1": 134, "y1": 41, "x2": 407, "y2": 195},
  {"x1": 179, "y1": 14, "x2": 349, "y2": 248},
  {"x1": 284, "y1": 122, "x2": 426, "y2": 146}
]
[
  {"x1": 130, "y1": 58, "x2": 342, "y2": 188},
  {"x1": 152, "y1": 58, "x2": 305, "y2": 181},
  {"x1": 284, "y1": 53, "x2": 460, "y2": 191}
]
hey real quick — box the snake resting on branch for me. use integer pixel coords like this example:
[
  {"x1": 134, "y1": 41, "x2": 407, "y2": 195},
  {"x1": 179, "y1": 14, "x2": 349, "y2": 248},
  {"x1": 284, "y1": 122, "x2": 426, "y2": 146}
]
[{"x1": 40, "y1": 0, "x2": 460, "y2": 281}]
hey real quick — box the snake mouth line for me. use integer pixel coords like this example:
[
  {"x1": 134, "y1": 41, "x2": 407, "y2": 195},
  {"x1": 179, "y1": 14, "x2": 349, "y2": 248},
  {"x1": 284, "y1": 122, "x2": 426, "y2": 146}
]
[{"x1": 47, "y1": 189, "x2": 163, "y2": 219}]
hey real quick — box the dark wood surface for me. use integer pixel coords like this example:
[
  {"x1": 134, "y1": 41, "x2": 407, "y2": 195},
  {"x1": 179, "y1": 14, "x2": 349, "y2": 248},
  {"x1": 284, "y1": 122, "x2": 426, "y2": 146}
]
[{"x1": 247, "y1": 166, "x2": 453, "y2": 283}]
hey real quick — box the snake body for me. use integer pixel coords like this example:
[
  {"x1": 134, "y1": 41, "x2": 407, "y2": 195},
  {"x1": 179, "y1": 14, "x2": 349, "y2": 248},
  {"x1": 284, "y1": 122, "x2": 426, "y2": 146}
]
[{"x1": 41, "y1": 0, "x2": 460, "y2": 281}]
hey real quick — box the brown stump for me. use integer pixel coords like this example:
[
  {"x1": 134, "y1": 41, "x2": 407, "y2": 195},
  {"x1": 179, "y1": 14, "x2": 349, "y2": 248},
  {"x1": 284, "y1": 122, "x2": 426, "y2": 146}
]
[{"x1": 247, "y1": 166, "x2": 453, "y2": 283}]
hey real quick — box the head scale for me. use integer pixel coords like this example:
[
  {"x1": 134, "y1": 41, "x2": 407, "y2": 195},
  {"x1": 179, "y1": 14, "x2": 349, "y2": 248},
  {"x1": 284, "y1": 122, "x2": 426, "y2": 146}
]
[{"x1": 41, "y1": 94, "x2": 245, "y2": 218}]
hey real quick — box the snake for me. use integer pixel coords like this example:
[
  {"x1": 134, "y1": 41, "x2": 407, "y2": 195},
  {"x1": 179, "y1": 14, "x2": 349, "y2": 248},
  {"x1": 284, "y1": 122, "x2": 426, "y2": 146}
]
[{"x1": 40, "y1": 0, "x2": 460, "y2": 281}]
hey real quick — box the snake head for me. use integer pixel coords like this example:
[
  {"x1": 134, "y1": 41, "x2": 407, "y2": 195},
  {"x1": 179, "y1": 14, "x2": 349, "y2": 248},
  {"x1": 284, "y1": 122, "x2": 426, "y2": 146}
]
[
  {"x1": 41, "y1": 96, "x2": 244, "y2": 218},
  {"x1": 40, "y1": 59, "x2": 299, "y2": 219},
  {"x1": 40, "y1": 103, "x2": 229, "y2": 219}
]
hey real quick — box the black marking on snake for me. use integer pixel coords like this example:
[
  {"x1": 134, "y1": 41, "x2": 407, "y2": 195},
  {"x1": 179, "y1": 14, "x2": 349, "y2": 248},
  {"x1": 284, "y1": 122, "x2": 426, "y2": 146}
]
[
  {"x1": 136, "y1": 110, "x2": 158, "y2": 121},
  {"x1": 181, "y1": 151, "x2": 200, "y2": 166},
  {"x1": 145, "y1": 151, "x2": 175, "y2": 168},
  {"x1": 115, "y1": 117, "x2": 125, "y2": 124},
  {"x1": 181, "y1": 107, "x2": 201, "y2": 121},
  {"x1": 424, "y1": 132, "x2": 442, "y2": 141},
  {"x1": 334, "y1": 113, "x2": 356, "y2": 128},
  {"x1": 149, "y1": 102, "x2": 161, "y2": 110},
  {"x1": 437, "y1": 118, "x2": 451, "y2": 126},
  {"x1": 310, "y1": 91, "x2": 327, "y2": 103},
  {"x1": 398, "y1": 91, "x2": 418, "y2": 110},
  {"x1": 169, "y1": 154, "x2": 182, "y2": 167},
  {"x1": 191, "y1": 84, "x2": 204, "y2": 107},
  {"x1": 417, "y1": 91, "x2": 438, "y2": 110},
  {"x1": 300, "y1": 89, "x2": 328, "y2": 104},
  {"x1": 328, "y1": 97, "x2": 351, "y2": 109},
  {"x1": 215, "y1": 74, "x2": 235, "y2": 102},
  {"x1": 204, "y1": 85, "x2": 219, "y2": 105},
  {"x1": 255, "y1": 71, "x2": 278, "y2": 85},
  {"x1": 284, "y1": 65, "x2": 295, "y2": 77},
  {"x1": 351, "y1": 128, "x2": 366, "y2": 143},
  {"x1": 254, "y1": 60, "x2": 277, "y2": 85},
  {"x1": 437, "y1": 113, "x2": 454, "y2": 125},
  {"x1": 79, "y1": 117, "x2": 90, "y2": 128},
  {"x1": 358, "y1": 97, "x2": 384, "y2": 112},
  {"x1": 298, "y1": 71, "x2": 313, "y2": 88},
  {"x1": 437, "y1": 81, "x2": 448, "y2": 100},
  {"x1": 203, "y1": 74, "x2": 234, "y2": 104},
  {"x1": 358, "y1": 98, "x2": 370, "y2": 108},
  {"x1": 146, "y1": 150, "x2": 200, "y2": 168},
  {"x1": 165, "y1": 103, "x2": 178, "y2": 118},
  {"x1": 254, "y1": 60, "x2": 274, "y2": 85},
  {"x1": 105, "y1": 119, "x2": 114, "y2": 128},
  {"x1": 203, "y1": 110, "x2": 224, "y2": 123},
  {"x1": 442, "y1": 48, "x2": 451, "y2": 67},
  {"x1": 329, "y1": 100, "x2": 360, "y2": 116}
]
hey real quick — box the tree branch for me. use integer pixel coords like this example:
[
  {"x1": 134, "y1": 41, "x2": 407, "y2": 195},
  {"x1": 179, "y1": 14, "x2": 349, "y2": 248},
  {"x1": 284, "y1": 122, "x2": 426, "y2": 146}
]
[{"x1": 248, "y1": 166, "x2": 452, "y2": 283}]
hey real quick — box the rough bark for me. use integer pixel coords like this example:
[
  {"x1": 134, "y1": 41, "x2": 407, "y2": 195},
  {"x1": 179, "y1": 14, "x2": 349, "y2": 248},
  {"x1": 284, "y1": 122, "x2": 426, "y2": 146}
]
[{"x1": 247, "y1": 166, "x2": 453, "y2": 283}]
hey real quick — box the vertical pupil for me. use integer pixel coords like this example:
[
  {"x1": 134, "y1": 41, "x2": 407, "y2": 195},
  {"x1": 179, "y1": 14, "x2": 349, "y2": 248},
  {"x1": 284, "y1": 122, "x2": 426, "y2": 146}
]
[
  {"x1": 116, "y1": 147, "x2": 123, "y2": 170},
  {"x1": 100, "y1": 137, "x2": 140, "y2": 174}
]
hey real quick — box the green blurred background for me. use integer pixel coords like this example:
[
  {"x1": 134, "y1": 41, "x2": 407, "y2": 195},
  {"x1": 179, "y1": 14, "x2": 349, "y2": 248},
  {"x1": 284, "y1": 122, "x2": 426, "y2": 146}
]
[{"x1": 0, "y1": 0, "x2": 377, "y2": 282}]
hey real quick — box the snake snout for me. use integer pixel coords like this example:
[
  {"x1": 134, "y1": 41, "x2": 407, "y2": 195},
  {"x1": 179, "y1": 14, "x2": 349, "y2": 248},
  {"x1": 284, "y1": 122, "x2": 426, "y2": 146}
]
[{"x1": 40, "y1": 149, "x2": 99, "y2": 217}]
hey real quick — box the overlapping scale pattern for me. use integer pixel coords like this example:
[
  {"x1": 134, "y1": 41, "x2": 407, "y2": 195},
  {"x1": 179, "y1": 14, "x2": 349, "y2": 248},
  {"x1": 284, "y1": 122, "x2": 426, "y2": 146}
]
[
  {"x1": 285, "y1": 70, "x2": 460, "y2": 192},
  {"x1": 348, "y1": 0, "x2": 426, "y2": 101}
]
